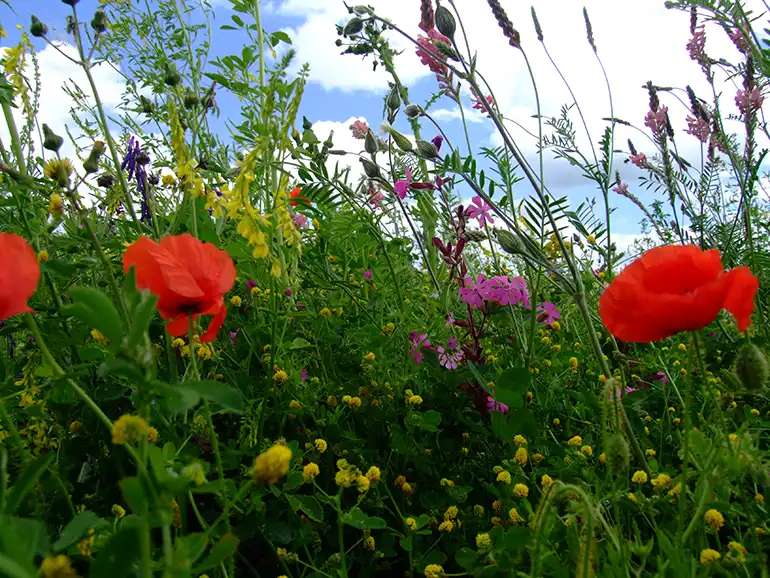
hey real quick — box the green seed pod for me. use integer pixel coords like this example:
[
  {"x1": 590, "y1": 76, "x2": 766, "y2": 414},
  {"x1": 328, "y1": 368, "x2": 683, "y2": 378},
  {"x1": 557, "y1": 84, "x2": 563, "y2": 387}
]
[
  {"x1": 183, "y1": 89, "x2": 200, "y2": 109},
  {"x1": 435, "y1": 5, "x2": 456, "y2": 40},
  {"x1": 405, "y1": 104, "x2": 422, "y2": 119},
  {"x1": 164, "y1": 63, "x2": 182, "y2": 87},
  {"x1": 386, "y1": 87, "x2": 401, "y2": 111},
  {"x1": 390, "y1": 130, "x2": 413, "y2": 152},
  {"x1": 736, "y1": 342, "x2": 769, "y2": 391},
  {"x1": 42, "y1": 124, "x2": 63, "y2": 153},
  {"x1": 434, "y1": 40, "x2": 459, "y2": 61},
  {"x1": 83, "y1": 141, "x2": 105, "y2": 175},
  {"x1": 360, "y1": 158, "x2": 381, "y2": 179},
  {"x1": 343, "y1": 18, "x2": 364, "y2": 36},
  {"x1": 606, "y1": 432, "x2": 630, "y2": 477},
  {"x1": 416, "y1": 140, "x2": 438, "y2": 159},
  {"x1": 364, "y1": 130, "x2": 378, "y2": 155},
  {"x1": 91, "y1": 9, "x2": 107, "y2": 33},
  {"x1": 139, "y1": 95, "x2": 154, "y2": 115},
  {"x1": 30, "y1": 16, "x2": 48, "y2": 38},
  {"x1": 352, "y1": 5, "x2": 373, "y2": 16},
  {"x1": 495, "y1": 229, "x2": 525, "y2": 255}
]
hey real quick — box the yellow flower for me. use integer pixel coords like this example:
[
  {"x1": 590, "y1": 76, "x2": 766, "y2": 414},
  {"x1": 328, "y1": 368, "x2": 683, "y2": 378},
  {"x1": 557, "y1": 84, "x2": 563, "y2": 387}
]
[
  {"x1": 699, "y1": 549, "x2": 721, "y2": 565},
  {"x1": 668, "y1": 483, "x2": 682, "y2": 498},
  {"x1": 112, "y1": 414, "x2": 150, "y2": 445},
  {"x1": 91, "y1": 328, "x2": 109, "y2": 345},
  {"x1": 326, "y1": 395, "x2": 337, "y2": 406},
  {"x1": 551, "y1": 320, "x2": 561, "y2": 331},
  {"x1": 631, "y1": 470, "x2": 648, "y2": 484},
  {"x1": 532, "y1": 453, "x2": 544, "y2": 464},
  {"x1": 147, "y1": 427, "x2": 158, "y2": 444},
  {"x1": 513, "y1": 483, "x2": 529, "y2": 498},
  {"x1": 567, "y1": 435, "x2": 582, "y2": 447},
  {"x1": 678, "y1": 343, "x2": 687, "y2": 351},
  {"x1": 553, "y1": 418, "x2": 561, "y2": 426},
  {"x1": 289, "y1": 400, "x2": 301, "y2": 409},
  {"x1": 408, "y1": 395, "x2": 423, "y2": 406},
  {"x1": 526, "y1": 391, "x2": 533, "y2": 402},
  {"x1": 357, "y1": 475, "x2": 370, "y2": 492},
  {"x1": 672, "y1": 418, "x2": 681, "y2": 425},
  {"x1": 508, "y1": 508, "x2": 524, "y2": 523},
  {"x1": 646, "y1": 449, "x2": 656, "y2": 457},
  {"x1": 438, "y1": 520, "x2": 454, "y2": 533},
  {"x1": 755, "y1": 493, "x2": 764, "y2": 504},
  {"x1": 476, "y1": 532, "x2": 492, "y2": 552},
  {"x1": 68, "y1": 421, "x2": 81, "y2": 433},
  {"x1": 383, "y1": 322, "x2": 395, "y2": 334},
  {"x1": 473, "y1": 504, "x2": 484, "y2": 516},
  {"x1": 364, "y1": 352, "x2": 375, "y2": 361},
  {"x1": 514, "y1": 447, "x2": 528, "y2": 466},
  {"x1": 569, "y1": 357, "x2": 578, "y2": 372},
  {"x1": 195, "y1": 344, "x2": 213, "y2": 360},
  {"x1": 363, "y1": 536, "x2": 375, "y2": 550},
  {"x1": 580, "y1": 445, "x2": 593, "y2": 456},
  {"x1": 440, "y1": 478, "x2": 454, "y2": 487},
  {"x1": 751, "y1": 408, "x2": 760, "y2": 416},
  {"x1": 497, "y1": 470, "x2": 511, "y2": 484},
  {"x1": 599, "y1": 374, "x2": 607, "y2": 384},
  {"x1": 444, "y1": 505, "x2": 458, "y2": 520},
  {"x1": 424, "y1": 564, "x2": 444, "y2": 578},
  {"x1": 394, "y1": 475, "x2": 406, "y2": 488},
  {"x1": 254, "y1": 443, "x2": 292, "y2": 484},
  {"x1": 40, "y1": 554, "x2": 77, "y2": 578},
  {"x1": 230, "y1": 295, "x2": 242, "y2": 307},
  {"x1": 315, "y1": 439, "x2": 327, "y2": 453},
  {"x1": 182, "y1": 462, "x2": 207, "y2": 486},
  {"x1": 551, "y1": 344, "x2": 561, "y2": 352},
  {"x1": 513, "y1": 434, "x2": 527, "y2": 446},
  {"x1": 365, "y1": 466, "x2": 381, "y2": 482},
  {"x1": 162, "y1": 173, "x2": 176, "y2": 186},
  {"x1": 627, "y1": 493, "x2": 637, "y2": 503},
  {"x1": 651, "y1": 473, "x2": 672, "y2": 491},
  {"x1": 44, "y1": 159, "x2": 74, "y2": 186},
  {"x1": 541, "y1": 336, "x2": 550, "y2": 345},
  {"x1": 319, "y1": 307, "x2": 332, "y2": 317},
  {"x1": 460, "y1": 447, "x2": 469, "y2": 456},
  {"x1": 587, "y1": 234, "x2": 596, "y2": 244},
  {"x1": 37, "y1": 250, "x2": 49, "y2": 263},
  {"x1": 406, "y1": 517, "x2": 417, "y2": 531},
  {"x1": 727, "y1": 541, "x2": 747, "y2": 561},
  {"x1": 111, "y1": 504, "x2": 126, "y2": 519},
  {"x1": 303, "y1": 462, "x2": 320, "y2": 481},
  {"x1": 704, "y1": 508, "x2": 725, "y2": 530},
  {"x1": 401, "y1": 482, "x2": 413, "y2": 495},
  {"x1": 348, "y1": 396, "x2": 362, "y2": 409},
  {"x1": 274, "y1": 370, "x2": 288, "y2": 383}
]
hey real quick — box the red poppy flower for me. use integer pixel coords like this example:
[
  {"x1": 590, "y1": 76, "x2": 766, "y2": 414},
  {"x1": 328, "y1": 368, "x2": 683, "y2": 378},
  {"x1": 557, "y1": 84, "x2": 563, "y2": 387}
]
[
  {"x1": 123, "y1": 234, "x2": 236, "y2": 342},
  {"x1": 289, "y1": 187, "x2": 311, "y2": 207},
  {"x1": 0, "y1": 233, "x2": 40, "y2": 320},
  {"x1": 600, "y1": 245, "x2": 759, "y2": 342}
]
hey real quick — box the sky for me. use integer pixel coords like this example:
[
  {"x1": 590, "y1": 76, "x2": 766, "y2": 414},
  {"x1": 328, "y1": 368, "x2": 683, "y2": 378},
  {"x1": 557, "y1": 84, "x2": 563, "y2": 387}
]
[{"x1": 1, "y1": 0, "x2": 767, "y2": 252}]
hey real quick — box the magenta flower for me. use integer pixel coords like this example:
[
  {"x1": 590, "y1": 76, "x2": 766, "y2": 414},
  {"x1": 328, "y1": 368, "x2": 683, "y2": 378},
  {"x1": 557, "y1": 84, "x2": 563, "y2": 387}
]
[
  {"x1": 416, "y1": 29, "x2": 449, "y2": 75},
  {"x1": 363, "y1": 269, "x2": 372, "y2": 279},
  {"x1": 394, "y1": 167, "x2": 412, "y2": 200},
  {"x1": 644, "y1": 106, "x2": 668, "y2": 136},
  {"x1": 410, "y1": 332, "x2": 431, "y2": 365},
  {"x1": 285, "y1": 288, "x2": 292, "y2": 297},
  {"x1": 686, "y1": 28, "x2": 706, "y2": 61},
  {"x1": 466, "y1": 196, "x2": 495, "y2": 227},
  {"x1": 446, "y1": 311, "x2": 455, "y2": 326},
  {"x1": 489, "y1": 276, "x2": 529, "y2": 308},
  {"x1": 369, "y1": 186, "x2": 384, "y2": 207},
  {"x1": 431, "y1": 135, "x2": 444, "y2": 152},
  {"x1": 437, "y1": 337, "x2": 463, "y2": 370},
  {"x1": 300, "y1": 369, "x2": 309, "y2": 381},
  {"x1": 229, "y1": 328, "x2": 240, "y2": 345},
  {"x1": 350, "y1": 119, "x2": 369, "y2": 139},
  {"x1": 247, "y1": 280, "x2": 257, "y2": 291},
  {"x1": 612, "y1": 183, "x2": 628, "y2": 195},
  {"x1": 293, "y1": 213, "x2": 308, "y2": 228},
  {"x1": 729, "y1": 28, "x2": 749, "y2": 54},
  {"x1": 653, "y1": 371, "x2": 670, "y2": 385},
  {"x1": 736, "y1": 88, "x2": 764, "y2": 115},
  {"x1": 459, "y1": 274, "x2": 493, "y2": 309},
  {"x1": 611, "y1": 385, "x2": 637, "y2": 400},
  {"x1": 472, "y1": 93, "x2": 494, "y2": 113},
  {"x1": 629, "y1": 152, "x2": 647, "y2": 168},
  {"x1": 536, "y1": 301, "x2": 561, "y2": 326},
  {"x1": 686, "y1": 115, "x2": 710, "y2": 143},
  {"x1": 486, "y1": 395, "x2": 509, "y2": 414}
]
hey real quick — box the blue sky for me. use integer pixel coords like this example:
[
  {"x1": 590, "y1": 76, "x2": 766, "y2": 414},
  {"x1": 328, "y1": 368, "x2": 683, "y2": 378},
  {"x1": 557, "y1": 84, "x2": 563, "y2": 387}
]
[{"x1": 3, "y1": 0, "x2": 767, "y2": 251}]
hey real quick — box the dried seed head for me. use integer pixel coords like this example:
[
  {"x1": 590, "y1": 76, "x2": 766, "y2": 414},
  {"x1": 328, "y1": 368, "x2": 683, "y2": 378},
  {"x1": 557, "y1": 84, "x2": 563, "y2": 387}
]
[
  {"x1": 487, "y1": 0, "x2": 521, "y2": 49},
  {"x1": 531, "y1": 7, "x2": 543, "y2": 42},
  {"x1": 419, "y1": 0, "x2": 435, "y2": 32},
  {"x1": 583, "y1": 8, "x2": 596, "y2": 53}
]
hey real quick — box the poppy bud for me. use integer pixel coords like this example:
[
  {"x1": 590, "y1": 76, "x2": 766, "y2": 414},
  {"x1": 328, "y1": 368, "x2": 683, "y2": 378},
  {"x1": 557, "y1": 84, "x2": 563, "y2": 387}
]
[
  {"x1": 435, "y1": 5, "x2": 456, "y2": 40},
  {"x1": 83, "y1": 141, "x2": 105, "y2": 174},
  {"x1": 360, "y1": 158, "x2": 381, "y2": 179},
  {"x1": 183, "y1": 89, "x2": 200, "y2": 109},
  {"x1": 364, "y1": 130, "x2": 378, "y2": 155},
  {"x1": 405, "y1": 104, "x2": 422, "y2": 119},
  {"x1": 416, "y1": 140, "x2": 438, "y2": 159},
  {"x1": 164, "y1": 63, "x2": 182, "y2": 87},
  {"x1": 30, "y1": 16, "x2": 48, "y2": 38},
  {"x1": 386, "y1": 87, "x2": 401, "y2": 111},
  {"x1": 605, "y1": 432, "x2": 629, "y2": 476},
  {"x1": 390, "y1": 130, "x2": 413, "y2": 152},
  {"x1": 61, "y1": 0, "x2": 79, "y2": 5},
  {"x1": 42, "y1": 124, "x2": 63, "y2": 153},
  {"x1": 91, "y1": 9, "x2": 107, "y2": 33},
  {"x1": 736, "y1": 342, "x2": 768, "y2": 391},
  {"x1": 343, "y1": 18, "x2": 364, "y2": 36},
  {"x1": 139, "y1": 96, "x2": 154, "y2": 115},
  {"x1": 302, "y1": 116, "x2": 313, "y2": 130},
  {"x1": 495, "y1": 229, "x2": 525, "y2": 255}
]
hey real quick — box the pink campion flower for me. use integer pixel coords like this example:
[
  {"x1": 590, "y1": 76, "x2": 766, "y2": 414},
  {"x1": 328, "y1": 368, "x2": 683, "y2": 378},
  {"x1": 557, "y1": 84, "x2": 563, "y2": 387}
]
[
  {"x1": 728, "y1": 28, "x2": 749, "y2": 54},
  {"x1": 612, "y1": 183, "x2": 628, "y2": 195},
  {"x1": 611, "y1": 384, "x2": 636, "y2": 400},
  {"x1": 416, "y1": 28, "x2": 450, "y2": 75},
  {"x1": 247, "y1": 280, "x2": 257, "y2": 291},
  {"x1": 368, "y1": 186, "x2": 384, "y2": 207},
  {"x1": 431, "y1": 135, "x2": 444, "y2": 152},
  {"x1": 350, "y1": 119, "x2": 369, "y2": 139},
  {"x1": 486, "y1": 395, "x2": 509, "y2": 414},
  {"x1": 536, "y1": 301, "x2": 561, "y2": 326},
  {"x1": 489, "y1": 276, "x2": 530, "y2": 307},
  {"x1": 466, "y1": 196, "x2": 495, "y2": 227},
  {"x1": 736, "y1": 87, "x2": 764, "y2": 115},
  {"x1": 410, "y1": 332, "x2": 431, "y2": 365},
  {"x1": 446, "y1": 311, "x2": 455, "y2": 326},
  {"x1": 653, "y1": 371, "x2": 670, "y2": 385},
  {"x1": 229, "y1": 328, "x2": 240, "y2": 345},
  {"x1": 459, "y1": 274, "x2": 493, "y2": 309},
  {"x1": 293, "y1": 213, "x2": 308, "y2": 228},
  {"x1": 472, "y1": 93, "x2": 494, "y2": 113},
  {"x1": 686, "y1": 115, "x2": 710, "y2": 143},
  {"x1": 686, "y1": 27, "x2": 706, "y2": 61},
  {"x1": 629, "y1": 152, "x2": 647, "y2": 167},
  {"x1": 437, "y1": 337, "x2": 463, "y2": 370},
  {"x1": 393, "y1": 167, "x2": 412, "y2": 200},
  {"x1": 644, "y1": 106, "x2": 668, "y2": 137},
  {"x1": 285, "y1": 288, "x2": 292, "y2": 297},
  {"x1": 300, "y1": 369, "x2": 309, "y2": 381},
  {"x1": 363, "y1": 269, "x2": 372, "y2": 279}
]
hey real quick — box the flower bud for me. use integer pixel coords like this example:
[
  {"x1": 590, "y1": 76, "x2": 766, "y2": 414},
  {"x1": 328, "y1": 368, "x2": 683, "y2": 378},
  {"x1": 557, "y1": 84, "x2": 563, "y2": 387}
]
[
  {"x1": 386, "y1": 87, "x2": 401, "y2": 111},
  {"x1": 343, "y1": 18, "x2": 364, "y2": 36},
  {"x1": 30, "y1": 16, "x2": 48, "y2": 38},
  {"x1": 164, "y1": 63, "x2": 182, "y2": 87},
  {"x1": 435, "y1": 41, "x2": 459, "y2": 61},
  {"x1": 42, "y1": 124, "x2": 63, "y2": 153},
  {"x1": 360, "y1": 158, "x2": 381, "y2": 179},
  {"x1": 390, "y1": 130, "x2": 413, "y2": 152},
  {"x1": 495, "y1": 229, "x2": 525, "y2": 255},
  {"x1": 736, "y1": 342, "x2": 768, "y2": 391},
  {"x1": 364, "y1": 130, "x2": 378, "y2": 155},
  {"x1": 91, "y1": 9, "x2": 107, "y2": 33},
  {"x1": 405, "y1": 104, "x2": 422, "y2": 119},
  {"x1": 352, "y1": 5, "x2": 373, "y2": 15},
  {"x1": 435, "y1": 5, "x2": 456, "y2": 40},
  {"x1": 606, "y1": 432, "x2": 629, "y2": 476},
  {"x1": 62, "y1": 0, "x2": 80, "y2": 5},
  {"x1": 416, "y1": 140, "x2": 438, "y2": 159},
  {"x1": 183, "y1": 89, "x2": 200, "y2": 109},
  {"x1": 83, "y1": 141, "x2": 105, "y2": 175}
]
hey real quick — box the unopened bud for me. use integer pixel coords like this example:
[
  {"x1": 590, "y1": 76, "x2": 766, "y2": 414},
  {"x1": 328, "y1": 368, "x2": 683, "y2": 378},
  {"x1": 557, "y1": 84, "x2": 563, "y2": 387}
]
[
  {"x1": 352, "y1": 5, "x2": 373, "y2": 16},
  {"x1": 434, "y1": 41, "x2": 459, "y2": 61},
  {"x1": 495, "y1": 229, "x2": 524, "y2": 255},
  {"x1": 364, "y1": 130, "x2": 378, "y2": 155},
  {"x1": 42, "y1": 124, "x2": 63, "y2": 153},
  {"x1": 91, "y1": 9, "x2": 107, "y2": 33},
  {"x1": 606, "y1": 432, "x2": 629, "y2": 477},
  {"x1": 139, "y1": 96, "x2": 154, "y2": 115},
  {"x1": 390, "y1": 130, "x2": 413, "y2": 152},
  {"x1": 83, "y1": 141, "x2": 105, "y2": 174},
  {"x1": 97, "y1": 174, "x2": 115, "y2": 188},
  {"x1": 736, "y1": 342, "x2": 768, "y2": 391},
  {"x1": 164, "y1": 63, "x2": 182, "y2": 87},
  {"x1": 343, "y1": 18, "x2": 364, "y2": 36},
  {"x1": 61, "y1": 0, "x2": 79, "y2": 5},
  {"x1": 387, "y1": 87, "x2": 401, "y2": 111},
  {"x1": 183, "y1": 89, "x2": 199, "y2": 109},
  {"x1": 30, "y1": 16, "x2": 48, "y2": 37},
  {"x1": 405, "y1": 104, "x2": 422, "y2": 119},
  {"x1": 416, "y1": 140, "x2": 438, "y2": 159},
  {"x1": 360, "y1": 158, "x2": 381, "y2": 179},
  {"x1": 435, "y1": 5, "x2": 456, "y2": 40}
]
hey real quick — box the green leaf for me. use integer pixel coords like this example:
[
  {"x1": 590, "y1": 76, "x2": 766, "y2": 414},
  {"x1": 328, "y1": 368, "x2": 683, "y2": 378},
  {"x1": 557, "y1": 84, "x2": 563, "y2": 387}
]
[
  {"x1": 147, "y1": 446, "x2": 171, "y2": 483},
  {"x1": 67, "y1": 287, "x2": 124, "y2": 346},
  {"x1": 2, "y1": 518, "x2": 49, "y2": 560},
  {"x1": 286, "y1": 495, "x2": 324, "y2": 522},
  {"x1": 289, "y1": 337, "x2": 312, "y2": 349},
  {"x1": 0, "y1": 450, "x2": 6, "y2": 514},
  {"x1": 193, "y1": 535, "x2": 239, "y2": 573},
  {"x1": 343, "y1": 507, "x2": 387, "y2": 529},
  {"x1": 120, "y1": 477, "x2": 149, "y2": 515},
  {"x1": 0, "y1": 553, "x2": 35, "y2": 578},
  {"x1": 90, "y1": 517, "x2": 142, "y2": 578},
  {"x1": 155, "y1": 382, "x2": 200, "y2": 413},
  {"x1": 491, "y1": 367, "x2": 529, "y2": 408},
  {"x1": 180, "y1": 380, "x2": 244, "y2": 414},
  {"x1": 53, "y1": 511, "x2": 101, "y2": 552},
  {"x1": 456, "y1": 547, "x2": 477, "y2": 570},
  {"x1": 417, "y1": 410, "x2": 442, "y2": 432},
  {"x1": 3, "y1": 453, "x2": 53, "y2": 515},
  {"x1": 125, "y1": 292, "x2": 158, "y2": 350}
]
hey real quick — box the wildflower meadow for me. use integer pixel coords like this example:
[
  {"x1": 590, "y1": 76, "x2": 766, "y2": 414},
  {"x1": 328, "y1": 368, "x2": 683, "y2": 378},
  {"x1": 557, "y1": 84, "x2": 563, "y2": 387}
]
[{"x1": 1, "y1": 0, "x2": 770, "y2": 577}]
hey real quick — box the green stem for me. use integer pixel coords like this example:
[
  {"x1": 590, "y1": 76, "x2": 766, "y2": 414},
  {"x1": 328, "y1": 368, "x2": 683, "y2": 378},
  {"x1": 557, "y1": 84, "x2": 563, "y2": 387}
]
[
  {"x1": 252, "y1": 0, "x2": 266, "y2": 86},
  {"x1": 337, "y1": 490, "x2": 348, "y2": 578},
  {"x1": 1, "y1": 100, "x2": 26, "y2": 174}
]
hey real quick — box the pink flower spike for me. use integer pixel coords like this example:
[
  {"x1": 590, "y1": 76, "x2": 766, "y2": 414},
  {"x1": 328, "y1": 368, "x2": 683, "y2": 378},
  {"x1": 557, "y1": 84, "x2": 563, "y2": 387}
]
[
  {"x1": 410, "y1": 332, "x2": 431, "y2": 365},
  {"x1": 612, "y1": 183, "x2": 628, "y2": 195},
  {"x1": 350, "y1": 119, "x2": 368, "y2": 139},
  {"x1": 629, "y1": 152, "x2": 646, "y2": 168},
  {"x1": 644, "y1": 106, "x2": 668, "y2": 136},
  {"x1": 686, "y1": 115, "x2": 710, "y2": 143},
  {"x1": 394, "y1": 167, "x2": 412, "y2": 200},
  {"x1": 466, "y1": 196, "x2": 495, "y2": 227},
  {"x1": 300, "y1": 369, "x2": 309, "y2": 381},
  {"x1": 736, "y1": 88, "x2": 764, "y2": 115},
  {"x1": 686, "y1": 28, "x2": 706, "y2": 61},
  {"x1": 293, "y1": 213, "x2": 307, "y2": 228}
]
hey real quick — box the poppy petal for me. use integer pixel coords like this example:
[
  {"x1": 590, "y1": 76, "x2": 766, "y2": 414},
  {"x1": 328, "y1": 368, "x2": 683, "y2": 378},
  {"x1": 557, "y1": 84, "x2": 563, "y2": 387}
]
[
  {"x1": 722, "y1": 266, "x2": 759, "y2": 332},
  {"x1": 166, "y1": 314, "x2": 191, "y2": 337},
  {"x1": 0, "y1": 233, "x2": 40, "y2": 320},
  {"x1": 199, "y1": 299, "x2": 227, "y2": 343}
]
